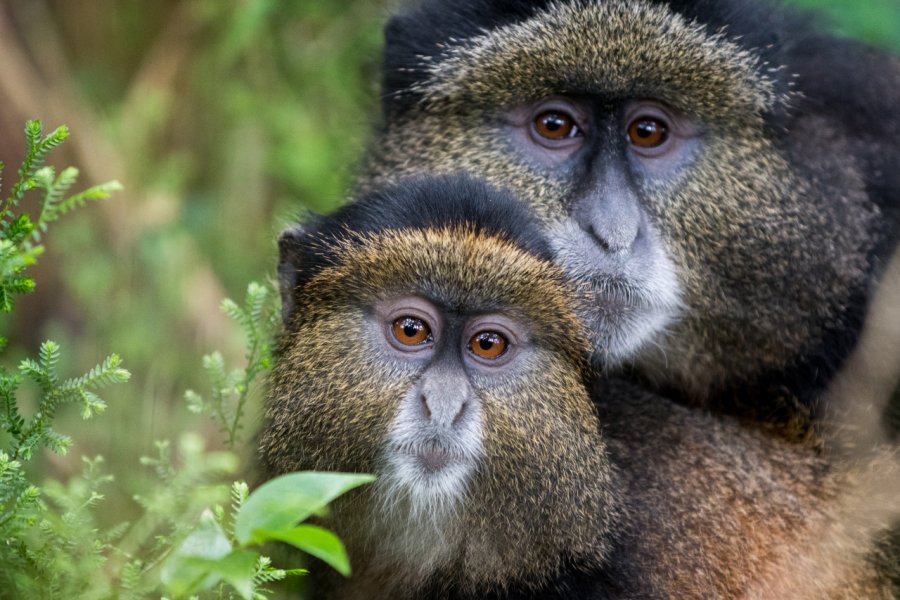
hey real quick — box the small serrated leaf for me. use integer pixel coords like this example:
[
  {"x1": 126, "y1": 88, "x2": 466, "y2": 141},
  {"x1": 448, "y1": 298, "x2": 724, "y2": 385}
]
[{"x1": 184, "y1": 389, "x2": 205, "y2": 414}]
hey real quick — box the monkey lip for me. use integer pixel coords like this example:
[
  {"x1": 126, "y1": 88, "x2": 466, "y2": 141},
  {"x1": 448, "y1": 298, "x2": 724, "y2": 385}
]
[
  {"x1": 394, "y1": 441, "x2": 462, "y2": 473},
  {"x1": 418, "y1": 448, "x2": 451, "y2": 472}
]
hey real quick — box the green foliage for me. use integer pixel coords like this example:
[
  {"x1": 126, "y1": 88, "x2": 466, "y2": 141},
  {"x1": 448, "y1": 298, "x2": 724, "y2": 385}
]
[
  {"x1": 185, "y1": 282, "x2": 279, "y2": 448},
  {"x1": 787, "y1": 0, "x2": 900, "y2": 51},
  {"x1": 173, "y1": 282, "x2": 377, "y2": 598},
  {"x1": 13, "y1": 344, "x2": 129, "y2": 459},
  {"x1": 0, "y1": 121, "x2": 129, "y2": 596},
  {"x1": 0, "y1": 121, "x2": 374, "y2": 598},
  {"x1": 0, "y1": 120, "x2": 121, "y2": 320},
  {"x1": 162, "y1": 472, "x2": 374, "y2": 598}
]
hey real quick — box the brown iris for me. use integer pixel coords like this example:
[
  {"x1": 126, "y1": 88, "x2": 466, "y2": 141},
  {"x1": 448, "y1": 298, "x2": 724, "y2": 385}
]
[
  {"x1": 534, "y1": 111, "x2": 577, "y2": 140},
  {"x1": 627, "y1": 116, "x2": 669, "y2": 148},
  {"x1": 468, "y1": 331, "x2": 508, "y2": 360},
  {"x1": 392, "y1": 317, "x2": 431, "y2": 346}
]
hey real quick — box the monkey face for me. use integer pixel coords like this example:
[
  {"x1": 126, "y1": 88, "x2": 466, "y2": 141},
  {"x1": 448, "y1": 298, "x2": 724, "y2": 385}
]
[
  {"x1": 262, "y1": 222, "x2": 616, "y2": 585},
  {"x1": 364, "y1": 0, "x2": 883, "y2": 403},
  {"x1": 374, "y1": 295, "x2": 531, "y2": 512}
]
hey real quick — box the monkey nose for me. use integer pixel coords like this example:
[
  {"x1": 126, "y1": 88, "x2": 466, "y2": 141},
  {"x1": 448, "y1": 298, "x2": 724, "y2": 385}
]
[
  {"x1": 583, "y1": 191, "x2": 641, "y2": 254},
  {"x1": 419, "y1": 390, "x2": 469, "y2": 428},
  {"x1": 416, "y1": 365, "x2": 474, "y2": 428},
  {"x1": 588, "y1": 219, "x2": 639, "y2": 254},
  {"x1": 577, "y1": 165, "x2": 643, "y2": 254}
]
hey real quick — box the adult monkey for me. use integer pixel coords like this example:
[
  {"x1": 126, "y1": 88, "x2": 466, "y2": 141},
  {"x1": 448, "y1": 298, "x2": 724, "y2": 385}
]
[{"x1": 357, "y1": 0, "x2": 900, "y2": 437}]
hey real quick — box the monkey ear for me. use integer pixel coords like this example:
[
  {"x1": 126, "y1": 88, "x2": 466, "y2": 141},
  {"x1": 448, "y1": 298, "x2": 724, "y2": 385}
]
[{"x1": 277, "y1": 226, "x2": 306, "y2": 326}]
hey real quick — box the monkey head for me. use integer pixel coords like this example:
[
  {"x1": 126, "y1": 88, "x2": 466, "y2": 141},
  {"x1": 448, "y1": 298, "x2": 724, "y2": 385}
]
[
  {"x1": 260, "y1": 176, "x2": 616, "y2": 591},
  {"x1": 361, "y1": 0, "x2": 899, "y2": 414}
]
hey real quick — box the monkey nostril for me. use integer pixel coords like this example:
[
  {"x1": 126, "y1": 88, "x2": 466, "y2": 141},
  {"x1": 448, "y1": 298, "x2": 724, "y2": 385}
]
[
  {"x1": 588, "y1": 220, "x2": 640, "y2": 255},
  {"x1": 577, "y1": 215, "x2": 621, "y2": 254},
  {"x1": 590, "y1": 228, "x2": 612, "y2": 252},
  {"x1": 420, "y1": 394, "x2": 432, "y2": 419},
  {"x1": 452, "y1": 401, "x2": 468, "y2": 427}
]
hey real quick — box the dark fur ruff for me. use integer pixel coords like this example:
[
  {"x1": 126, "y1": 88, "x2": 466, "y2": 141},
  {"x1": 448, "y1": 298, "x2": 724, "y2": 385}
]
[
  {"x1": 360, "y1": 0, "x2": 900, "y2": 435},
  {"x1": 278, "y1": 174, "x2": 552, "y2": 316}
]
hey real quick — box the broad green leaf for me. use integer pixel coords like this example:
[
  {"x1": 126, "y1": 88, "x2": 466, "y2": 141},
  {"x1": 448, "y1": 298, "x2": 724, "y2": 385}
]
[
  {"x1": 256, "y1": 524, "x2": 351, "y2": 576},
  {"x1": 234, "y1": 471, "x2": 375, "y2": 545}
]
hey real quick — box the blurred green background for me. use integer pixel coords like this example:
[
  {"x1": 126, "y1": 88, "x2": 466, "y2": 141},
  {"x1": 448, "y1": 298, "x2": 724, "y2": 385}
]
[
  {"x1": 0, "y1": 0, "x2": 393, "y2": 525},
  {"x1": 0, "y1": 0, "x2": 896, "y2": 538}
]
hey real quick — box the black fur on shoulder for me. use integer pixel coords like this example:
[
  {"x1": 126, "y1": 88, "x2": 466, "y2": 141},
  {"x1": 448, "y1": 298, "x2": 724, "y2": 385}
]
[{"x1": 277, "y1": 174, "x2": 552, "y2": 323}]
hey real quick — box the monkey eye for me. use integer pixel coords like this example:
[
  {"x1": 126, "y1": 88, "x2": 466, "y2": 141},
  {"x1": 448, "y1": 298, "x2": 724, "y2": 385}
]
[
  {"x1": 392, "y1": 317, "x2": 432, "y2": 346},
  {"x1": 468, "y1": 331, "x2": 509, "y2": 360},
  {"x1": 533, "y1": 111, "x2": 580, "y2": 140},
  {"x1": 627, "y1": 116, "x2": 669, "y2": 148}
]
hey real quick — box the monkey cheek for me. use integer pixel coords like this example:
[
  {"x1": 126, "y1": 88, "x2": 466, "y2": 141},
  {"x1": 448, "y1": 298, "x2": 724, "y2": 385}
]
[{"x1": 548, "y1": 218, "x2": 682, "y2": 365}]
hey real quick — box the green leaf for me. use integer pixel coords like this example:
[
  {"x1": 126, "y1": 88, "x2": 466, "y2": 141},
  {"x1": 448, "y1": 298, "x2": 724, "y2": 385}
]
[
  {"x1": 233, "y1": 471, "x2": 375, "y2": 546},
  {"x1": 256, "y1": 524, "x2": 351, "y2": 576}
]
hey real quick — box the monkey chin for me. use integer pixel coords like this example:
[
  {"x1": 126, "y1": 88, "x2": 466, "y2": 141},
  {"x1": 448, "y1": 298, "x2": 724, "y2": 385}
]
[
  {"x1": 549, "y1": 218, "x2": 682, "y2": 367},
  {"x1": 376, "y1": 408, "x2": 485, "y2": 524}
]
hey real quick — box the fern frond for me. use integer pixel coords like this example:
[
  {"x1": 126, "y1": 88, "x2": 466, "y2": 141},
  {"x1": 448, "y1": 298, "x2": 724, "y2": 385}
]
[
  {"x1": 38, "y1": 341, "x2": 61, "y2": 387},
  {"x1": 78, "y1": 390, "x2": 107, "y2": 419},
  {"x1": 23, "y1": 120, "x2": 41, "y2": 156},
  {"x1": 227, "y1": 481, "x2": 249, "y2": 539},
  {"x1": 220, "y1": 298, "x2": 244, "y2": 327},
  {"x1": 246, "y1": 282, "x2": 268, "y2": 327},
  {"x1": 231, "y1": 481, "x2": 249, "y2": 515},
  {"x1": 19, "y1": 357, "x2": 51, "y2": 393},
  {"x1": 184, "y1": 389, "x2": 205, "y2": 414},
  {"x1": 31, "y1": 166, "x2": 76, "y2": 240},
  {"x1": 42, "y1": 429, "x2": 72, "y2": 456},
  {"x1": 62, "y1": 353, "x2": 130, "y2": 392},
  {"x1": 7, "y1": 122, "x2": 69, "y2": 207},
  {"x1": 31, "y1": 166, "x2": 57, "y2": 195},
  {"x1": 253, "y1": 554, "x2": 288, "y2": 585},
  {"x1": 54, "y1": 180, "x2": 122, "y2": 217},
  {"x1": 0, "y1": 371, "x2": 24, "y2": 437}
]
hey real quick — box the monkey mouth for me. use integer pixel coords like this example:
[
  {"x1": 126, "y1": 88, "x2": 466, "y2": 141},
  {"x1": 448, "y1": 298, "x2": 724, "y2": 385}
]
[
  {"x1": 417, "y1": 447, "x2": 451, "y2": 472},
  {"x1": 394, "y1": 440, "x2": 464, "y2": 474},
  {"x1": 383, "y1": 416, "x2": 484, "y2": 501}
]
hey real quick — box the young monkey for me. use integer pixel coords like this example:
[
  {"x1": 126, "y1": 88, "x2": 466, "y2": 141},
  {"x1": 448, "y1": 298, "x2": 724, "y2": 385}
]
[{"x1": 260, "y1": 175, "x2": 897, "y2": 599}]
